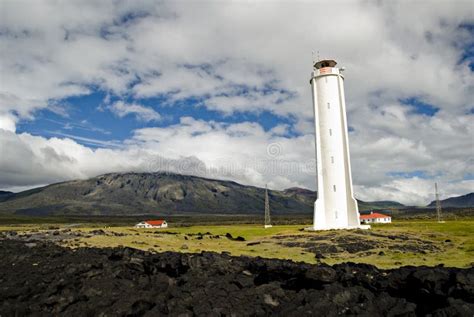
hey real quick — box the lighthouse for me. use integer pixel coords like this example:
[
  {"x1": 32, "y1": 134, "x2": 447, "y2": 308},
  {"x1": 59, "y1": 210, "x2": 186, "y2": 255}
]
[{"x1": 310, "y1": 59, "x2": 365, "y2": 230}]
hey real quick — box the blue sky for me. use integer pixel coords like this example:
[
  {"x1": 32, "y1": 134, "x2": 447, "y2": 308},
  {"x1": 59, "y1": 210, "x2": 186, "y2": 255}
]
[
  {"x1": 0, "y1": 1, "x2": 473, "y2": 205},
  {"x1": 400, "y1": 98, "x2": 439, "y2": 117},
  {"x1": 16, "y1": 91, "x2": 299, "y2": 147}
]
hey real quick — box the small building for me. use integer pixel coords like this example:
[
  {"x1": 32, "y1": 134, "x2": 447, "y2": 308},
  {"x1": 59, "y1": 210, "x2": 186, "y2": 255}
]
[
  {"x1": 360, "y1": 212, "x2": 391, "y2": 224},
  {"x1": 135, "y1": 220, "x2": 168, "y2": 229}
]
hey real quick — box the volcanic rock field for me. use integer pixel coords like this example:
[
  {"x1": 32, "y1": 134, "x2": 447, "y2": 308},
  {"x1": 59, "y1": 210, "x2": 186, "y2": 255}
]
[{"x1": 1, "y1": 235, "x2": 473, "y2": 316}]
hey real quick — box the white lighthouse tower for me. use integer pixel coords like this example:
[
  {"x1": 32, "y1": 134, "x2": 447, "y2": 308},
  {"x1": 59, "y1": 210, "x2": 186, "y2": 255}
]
[{"x1": 310, "y1": 59, "x2": 365, "y2": 230}]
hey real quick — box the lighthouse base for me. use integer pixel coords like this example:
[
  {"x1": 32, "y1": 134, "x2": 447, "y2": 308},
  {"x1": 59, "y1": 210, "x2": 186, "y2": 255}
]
[{"x1": 304, "y1": 224, "x2": 370, "y2": 231}]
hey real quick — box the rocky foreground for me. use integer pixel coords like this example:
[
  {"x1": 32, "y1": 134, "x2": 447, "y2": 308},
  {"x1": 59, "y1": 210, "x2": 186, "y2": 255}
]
[{"x1": 0, "y1": 239, "x2": 473, "y2": 316}]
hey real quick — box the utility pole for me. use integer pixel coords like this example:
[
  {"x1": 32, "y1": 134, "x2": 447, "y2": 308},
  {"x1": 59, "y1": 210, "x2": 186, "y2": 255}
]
[
  {"x1": 264, "y1": 185, "x2": 272, "y2": 228},
  {"x1": 435, "y1": 182, "x2": 444, "y2": 223}
]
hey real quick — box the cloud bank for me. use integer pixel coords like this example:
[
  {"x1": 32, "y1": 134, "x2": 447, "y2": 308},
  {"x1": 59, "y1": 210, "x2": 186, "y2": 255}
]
[{"x1": 0, "y1": 0, "x2": 473, "y2": 205}]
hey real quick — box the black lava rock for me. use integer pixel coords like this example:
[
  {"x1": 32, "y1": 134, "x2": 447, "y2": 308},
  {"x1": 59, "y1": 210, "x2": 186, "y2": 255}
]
[{"x1": 0, "y1": 239, "x2": 472, "y2": 316}]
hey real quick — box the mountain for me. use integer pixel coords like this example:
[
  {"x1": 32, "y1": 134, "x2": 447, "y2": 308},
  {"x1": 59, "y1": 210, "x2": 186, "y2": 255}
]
[
  {"x1": 281, "y1": 187, "x2": 315, "y2": 206},
  {"x1": 0, "y1": 173, "x2": 314, "y2": 216},
  {"x1": 357, "y1": 200, "x2": 406, "y2": 211},
  {"x1": 0, "y1": 172, "x2": 406, "y2": 216},
  {"x1": 282, "y1": 189, "x2": 404, "y2": 211},
  {"x1": 427, "y1": 192, "x2": 474, "y2": 208},
  {"x1": 0, "y1": 191, "x2": 14, "y2": 202}
]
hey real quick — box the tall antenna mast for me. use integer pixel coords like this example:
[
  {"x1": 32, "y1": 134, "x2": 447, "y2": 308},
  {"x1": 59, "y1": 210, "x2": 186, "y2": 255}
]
[
  {"x1": 264, "y1": 185, "x2": 272, "y2": 228},
  {"x1": 435, "y1": 182, "x2": 443, "y2": 223}
]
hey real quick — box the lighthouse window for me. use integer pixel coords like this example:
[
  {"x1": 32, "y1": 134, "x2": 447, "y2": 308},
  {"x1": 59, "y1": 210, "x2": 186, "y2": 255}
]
[
  {"x1": 325, "y1": 77, "x2": 328, "y2": 83},
  {"x1": 331, "y1": 156, "x2": 334, "y2": 163},
  {"x1": 329, "y1": 129, "x2": 332, "y2": 136},
  {"x1": 327, "y1": 102, "x2": 330, "y2": 109},
  {"x1": 333, "y1": 185, "x2": 336, "y2": 192},
  {"x1": 335, "y1": 211, "x2": 338, "y2": 219}
]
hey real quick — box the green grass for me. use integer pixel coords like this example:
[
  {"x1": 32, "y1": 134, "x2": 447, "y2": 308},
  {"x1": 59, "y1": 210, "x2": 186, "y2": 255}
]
[
  {"x1": 160, "y1": 224, "x2": 304, "y2": 237},
  {"x1": 367, "y1": 220, "x2": 474, "y2": 267},
  {"x1": 1, "y1": 219, "x2": 473, "y2": 269}
]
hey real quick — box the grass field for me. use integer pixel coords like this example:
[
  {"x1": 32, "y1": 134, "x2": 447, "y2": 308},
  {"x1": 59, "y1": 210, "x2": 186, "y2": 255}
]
[{"x1": 1, "y1": 218, "x2": 472, "y2": 269}]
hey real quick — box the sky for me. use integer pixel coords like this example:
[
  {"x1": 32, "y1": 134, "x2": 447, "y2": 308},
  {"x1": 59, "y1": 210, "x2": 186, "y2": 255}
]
[{"x1": 0, "y1": 0, "x2": 473, "y2": 205}]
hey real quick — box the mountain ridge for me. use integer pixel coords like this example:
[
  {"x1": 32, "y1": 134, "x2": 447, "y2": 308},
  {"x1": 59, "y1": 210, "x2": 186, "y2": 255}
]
[
  {"x1": 0, "y1": 172, "x2": 408, "y2": 216},
  {"x1": 427, "y1": 192, "x2": 474, "y2": 208},
  {"x1": 0, "y1": 172, "x2": 311, "y2": 216},
  {"x1": 0, "y1": 190, "x2": 14, "y2": 202}
]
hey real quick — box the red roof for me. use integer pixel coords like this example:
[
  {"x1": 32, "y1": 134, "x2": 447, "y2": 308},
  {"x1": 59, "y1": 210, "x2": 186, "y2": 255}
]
[
  {"x1": 360, "y1": 213, "x2": 390, "y2": 220},
  {"x1": 145, "y1": 220, "x2": 165, "y2": 226}
]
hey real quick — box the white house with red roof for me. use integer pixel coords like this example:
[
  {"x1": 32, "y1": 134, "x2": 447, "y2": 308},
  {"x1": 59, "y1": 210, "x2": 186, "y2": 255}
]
[
  {"x1": 135, "y1": 220, "x2": 168, "y2": 228},
  {"x1": 360, "y1": 212, "x2": 391, "y2": 224}
]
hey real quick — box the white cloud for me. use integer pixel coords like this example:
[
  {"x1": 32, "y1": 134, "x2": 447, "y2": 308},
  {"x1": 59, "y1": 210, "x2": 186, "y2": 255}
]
[
  {"x1": 0, "y1": 119, "x2": 315, "y2": 194},
  {"x1": 109, "y1": 101, "x2": 161, "y2": 122},
  {"x1": 355, "y1": 178, "x2": 474, "y2": 206},
  {"x1": 1, "y1": 1, "x2": 473, "y2": 118},
  {"x1": 0, "y1": 0, "x2": 473, "y2": 204},
  {"x1": 1, "y1": 117, "x2": 472, "y2": 205},
  {"x1": 0, "y1": 114, "x2": 17, "y2": 132}
]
